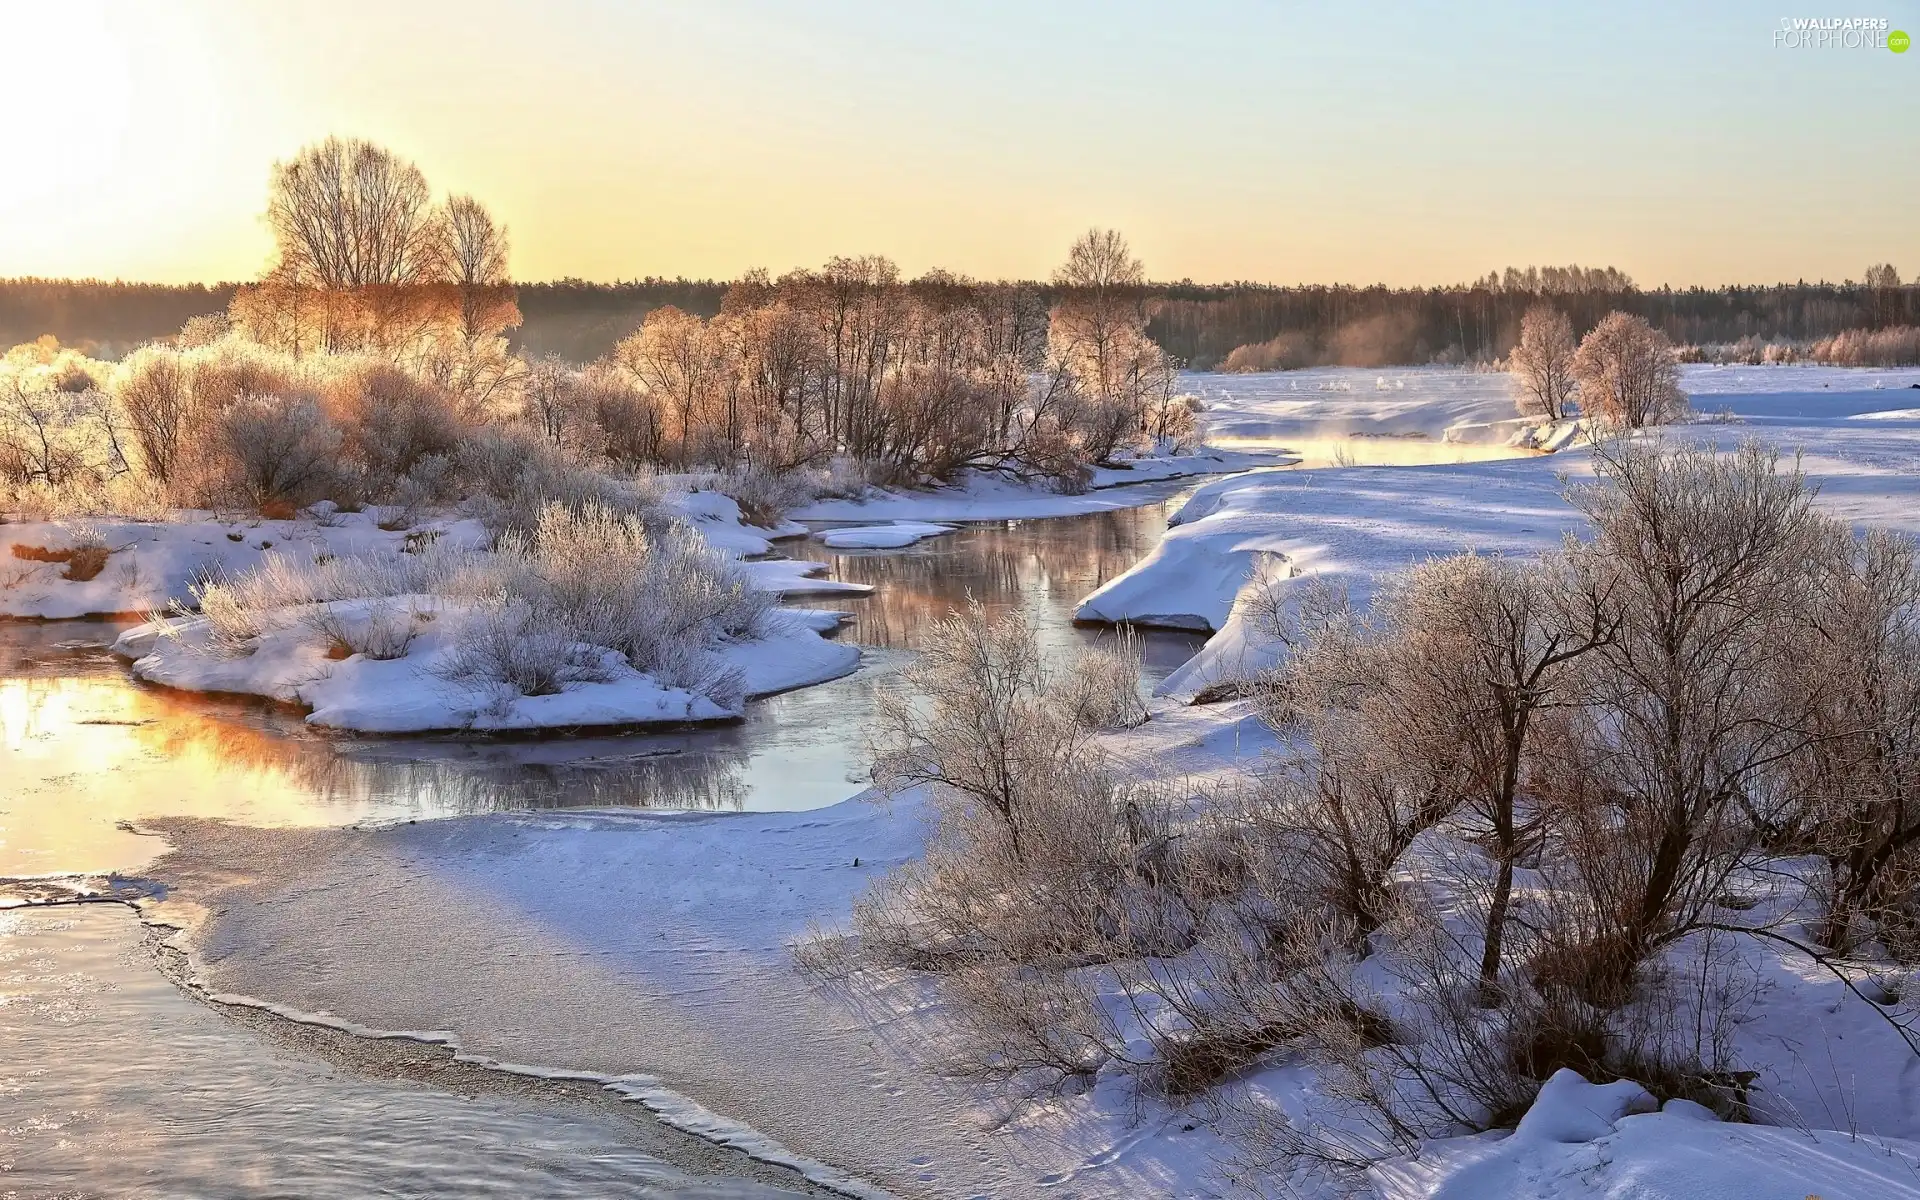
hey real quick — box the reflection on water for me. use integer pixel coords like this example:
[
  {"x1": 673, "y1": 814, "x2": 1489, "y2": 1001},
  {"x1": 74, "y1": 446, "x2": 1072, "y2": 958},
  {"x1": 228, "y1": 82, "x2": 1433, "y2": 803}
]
[
  {"x1": 0, "y1": 906, "x2": 808, "y2": 1199},
  {"x1": 0, "y1": 493, "x2": 1202, "y2": 879},
  {"x1": 792, "y1": 497, "x2": 1208, "y2": 678}
]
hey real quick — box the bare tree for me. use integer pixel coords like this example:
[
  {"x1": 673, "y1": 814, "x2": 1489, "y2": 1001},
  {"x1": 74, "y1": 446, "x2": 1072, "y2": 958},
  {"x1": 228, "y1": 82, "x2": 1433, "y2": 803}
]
[
  {"x1": 613, "y1": 307, "x2": 726, "y2": 466},
  {"x1": 1790, "y1": 524, "x2": 1920, "y2": 952},
  {"x1": 1508, "y1": 304, "x2": 1579, "y2": 421},
  {"x1": 1050, "y1": 229, "x2": 1149, "y2": 403},
  {"x1": 1255, "y1": 586, "x2": 1473, "y2": 943},
  {"x1": 1571, "y1": 312, "x2": 1686, "y2": 428},
  {"x1": 1865, "y1": 263, "x2": 1905, "y2": 328},
  {"x1": 1375, "y1": 553, "x2": 1612, "y2": 996},
  {"x1": 1551, "y1": 439, "x2": 1827, "y2": 998},
  {"x1": 521, "y1": 354, "x2": 580, "y2": 448},
  {"x1": 266, "y1": 137, "x2": 440, "y2": 289},
  {"x1": 114, "y1": 346, "x2": 193, "y2": 482},
  {"x1": 434, "y1": 193, "x2": 519, "y2": 345}
]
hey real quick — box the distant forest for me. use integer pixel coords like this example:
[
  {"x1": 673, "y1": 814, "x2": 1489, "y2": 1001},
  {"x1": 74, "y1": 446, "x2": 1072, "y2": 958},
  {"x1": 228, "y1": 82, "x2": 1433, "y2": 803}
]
[{"x1": 5, "y1": 271, "x2": 1913, "y2": 369}]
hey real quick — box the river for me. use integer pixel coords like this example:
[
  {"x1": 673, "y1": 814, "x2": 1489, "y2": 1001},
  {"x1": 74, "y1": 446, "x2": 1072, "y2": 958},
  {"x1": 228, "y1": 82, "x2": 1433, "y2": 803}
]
[{"x1": 0, "y1": 485, "x2": 1204, "y2": 1198}]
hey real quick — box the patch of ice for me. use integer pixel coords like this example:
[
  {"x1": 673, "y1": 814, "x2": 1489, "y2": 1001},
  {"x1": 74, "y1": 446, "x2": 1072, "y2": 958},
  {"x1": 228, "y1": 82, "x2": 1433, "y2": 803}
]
[{"x1": 815, "y1": 522, "x2": 956, "y2": 550}]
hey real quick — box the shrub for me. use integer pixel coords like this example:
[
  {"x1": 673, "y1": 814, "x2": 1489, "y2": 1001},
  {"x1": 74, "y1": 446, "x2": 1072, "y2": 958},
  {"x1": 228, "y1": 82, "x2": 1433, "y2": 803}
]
[
  {"x1": 687, "y1": 465, "x2": 819, "y2": 528},
  {"x1": 180, "y1": 500, "x2": 769, "y2": 709},
  {"x1": 435, "y1": 598, "x2": 615, "y2": 697},
  {"x1": 113, "y1": 346, "x2": 194, "y2": 483},
  {"x1": 208, "y1": 393, "x2": 343, "y2": 514},
  {"x1": 453, "y1": 426, "x2": 669, "y2": 534},
  {"x1": 1222, "y1": 332, "x2": 1314, "y2": 373},
  {"x1": 1810, "y1": 325, "x2": 1920, "y2": 367},
  {"x1": 304, "y1": 596, "x2": 427, "y2": 661},
  {"x1": 321, "y1": 361, "x2": 466, "y2": 492}
]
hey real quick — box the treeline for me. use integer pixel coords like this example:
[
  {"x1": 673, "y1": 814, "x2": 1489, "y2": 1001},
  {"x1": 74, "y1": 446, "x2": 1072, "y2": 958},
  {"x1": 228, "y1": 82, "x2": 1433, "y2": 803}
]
[
  {"x1": 1158, "y1": 270, "x2": 1918, "y2": 368},
  {"x1": 3, "y1": 137, "x2": 1201, "y2": 517},
  {"x1": 515, "y1": 280, "x2": 728, "y2": 362},
  {"x1": 0, "y1": 280, "x2": 239, "y2": 358},
  {"x1": 0, "y1": 276, "x2": 728, "y2": 366}
]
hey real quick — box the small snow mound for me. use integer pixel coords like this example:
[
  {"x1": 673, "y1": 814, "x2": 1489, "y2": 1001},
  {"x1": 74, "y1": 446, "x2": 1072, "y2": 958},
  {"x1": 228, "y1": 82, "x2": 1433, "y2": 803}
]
[
  {"x1": 817, "y1": 522, "x2": 957, "y2": 550},
  {"x1": 1659, "y1": 1097, "x2": 1720, "y2": 1122},
  {"x1": 1514, "y1": 1069, "x2": 1658, "y2": 1144}
]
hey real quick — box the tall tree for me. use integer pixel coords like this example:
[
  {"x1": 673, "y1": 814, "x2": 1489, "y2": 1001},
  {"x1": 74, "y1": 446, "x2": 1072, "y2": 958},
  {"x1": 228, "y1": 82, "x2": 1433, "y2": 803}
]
[
  {"x1": 1508, "y1": 304, "x2": 1578, "y2": 421},
  {"x1": 435, "y1": 194, "x2": 519, "y2": 345},
  {"x1": 267, "y1": 137, "x2": 439, "y2": 289}
]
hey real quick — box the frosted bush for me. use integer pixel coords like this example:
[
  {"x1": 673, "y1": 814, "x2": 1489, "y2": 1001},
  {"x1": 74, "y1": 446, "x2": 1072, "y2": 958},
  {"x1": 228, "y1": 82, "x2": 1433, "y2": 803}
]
[
  {"x1": 685, "y1": 465, "x2": 819, "y2": 528},
  {"x1": 464, "y1": 501, "x2": 766, "y2": 700},
  {"x1": 453, "y1": 427, "x2": 670, "y2": 534},
  {"x1": 321, "y1": 361, "x2": 467, "y2": 492},
  {"x1": 435, "y1": 598, "x2": 616, "y2": 697},
  {"x1": 1055, "y1": 628, "x2": 1149, "y2": 731},
  {"x1": 206, "y1": 393, "x2": 344, "y2": 514},
  {"x1": 304, "y1": 597, "x2": 428, "y2": 661}
]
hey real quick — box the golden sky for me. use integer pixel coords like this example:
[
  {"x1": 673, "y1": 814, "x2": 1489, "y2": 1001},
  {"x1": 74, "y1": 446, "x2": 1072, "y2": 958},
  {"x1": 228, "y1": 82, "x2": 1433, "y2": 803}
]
[{"x1": 3, "y1": 1, "x2": 1913, "y2": 286}]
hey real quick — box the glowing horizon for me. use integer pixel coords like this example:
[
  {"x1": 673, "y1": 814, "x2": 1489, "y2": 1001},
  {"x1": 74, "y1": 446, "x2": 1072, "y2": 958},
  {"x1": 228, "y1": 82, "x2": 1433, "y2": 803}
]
[{"x1": 3, "y1": 0, "x2": 1913, "y2": 289}]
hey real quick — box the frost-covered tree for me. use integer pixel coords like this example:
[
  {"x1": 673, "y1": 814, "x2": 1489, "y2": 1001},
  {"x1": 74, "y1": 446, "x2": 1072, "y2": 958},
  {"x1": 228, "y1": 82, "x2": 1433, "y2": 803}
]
[
  {"x1": 1571, "y1": 311, "x2": 1685, "y2": 428},
  {"x1": 1508, "y1": 304, "x2": 1578, "y2": 421}
]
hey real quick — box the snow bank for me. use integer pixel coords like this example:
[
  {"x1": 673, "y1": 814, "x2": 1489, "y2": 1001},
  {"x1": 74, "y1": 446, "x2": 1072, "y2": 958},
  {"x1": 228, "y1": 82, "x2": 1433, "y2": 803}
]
[
  {"x1": 1078, "y1": 456, "x2": 1586, "y2": 696},
  {"x1": 741, "y1": 557, "x2": 874, "y2": 597},
  {"x1": 1184, "y1": 367, "x2": 1526, "y2": 444},
  {"x1": 1374, "y1": 1069, "x2": 1920, "y2": 1200},
  {"x1": 1084, "y1": 368, "x2": 1920, "y2": 700},
  {"x1": 670, "y1": 489, "x2": 808, "y2": 556},
  {"x1": 97, "y1": 487, "x2": 867, "y2": 734},
  {"x1": 116, "y1": 601, "x2": 857, "y2": 734}
]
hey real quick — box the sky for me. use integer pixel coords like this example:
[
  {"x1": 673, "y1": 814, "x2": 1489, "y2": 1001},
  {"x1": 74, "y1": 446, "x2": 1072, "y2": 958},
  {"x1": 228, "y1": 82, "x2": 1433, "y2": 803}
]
[{"x1": 2, "y1": 0, "x2": 1914, "y2": 287}]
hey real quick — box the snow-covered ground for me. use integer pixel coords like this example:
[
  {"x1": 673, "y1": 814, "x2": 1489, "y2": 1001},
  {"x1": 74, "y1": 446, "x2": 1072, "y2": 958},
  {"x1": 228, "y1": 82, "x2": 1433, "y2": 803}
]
[
  {"x1": 1083, "y1": 365, "x2": 1920, "y2": 699},
  {"x1": 113, "y1": 600, "x2": 858, "y2": 734},
  {"x1": 0, "y1": 509, "x2": 493, "y2": 620},
  {"x1": 94, "y1": 364, "x2": 1920, "y2": 1196},
  {"x1": 1371, "y1": 1069, "x2": 1920, "y2": 1200},
  {"x1": 815, "y1": 522, "x2": 957, "y2": 550}
]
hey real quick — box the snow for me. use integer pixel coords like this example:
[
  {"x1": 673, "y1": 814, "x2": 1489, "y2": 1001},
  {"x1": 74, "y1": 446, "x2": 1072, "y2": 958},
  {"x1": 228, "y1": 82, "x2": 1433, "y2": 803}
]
[
  {"x1": 115, "y1": 601, "x2": 858, "y2": 734},
  {"x1": 1183, "y1": 367, "x2": 1531, "y2": 444},
  {"x1": 741, "y1": 557, "x2": 875, "y2": 597},
  {"x1": 80, "y1": 364, "x2": 1920, "y2": 1197},
  {"x1": 0, "y1": 510, "x2": 489, "y2": 620},
  {"x1": 1079, "y1": 364, "x2": 1920, "y2": 700},
  {"x1": 94, "y1": 488, "x2": 865, "y2": 734},
  {"x1": 814, "y1": 522, "x2": 956, "y2": 550},
  {"x1": 671, "y1": 489, "x2": 809, "y2": 556},
  {"x1": 1373, "y1": 1070, "x2": 1920, "y2": 1200}
]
